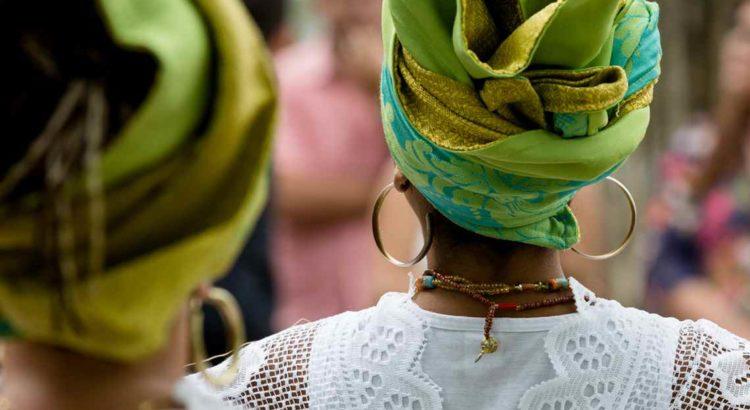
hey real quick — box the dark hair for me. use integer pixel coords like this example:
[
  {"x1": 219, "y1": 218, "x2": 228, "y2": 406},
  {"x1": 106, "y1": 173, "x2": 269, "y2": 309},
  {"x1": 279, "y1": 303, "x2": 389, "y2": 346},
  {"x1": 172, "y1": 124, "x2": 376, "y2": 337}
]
[
  {"x1": 0, "y1": 1, "x2": 154, "y2": 181},
  {"x1": 0, "y1": 1, "x2": 155, "y2": 196},
  {"x1": 243, "y1": 0, "x2": 286, "y2": 40}
]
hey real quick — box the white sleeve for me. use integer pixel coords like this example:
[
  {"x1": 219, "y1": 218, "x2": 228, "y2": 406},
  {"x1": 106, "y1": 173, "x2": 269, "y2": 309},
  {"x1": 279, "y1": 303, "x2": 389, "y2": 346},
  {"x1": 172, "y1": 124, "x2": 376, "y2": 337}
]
[
  {"x1": 671, "y1": 319, "x2": 750, "y2": 409},
  {"x1": 183, "y1": 321, "x2": 321, "y2": 409}
]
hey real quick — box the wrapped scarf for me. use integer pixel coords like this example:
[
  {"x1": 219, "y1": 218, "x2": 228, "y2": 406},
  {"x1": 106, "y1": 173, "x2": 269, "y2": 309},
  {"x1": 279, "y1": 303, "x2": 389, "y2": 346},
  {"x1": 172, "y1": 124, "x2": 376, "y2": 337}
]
[
  {"x1": 0, "y1": 0, "x2": 276, "y2": 361},
  {"x1": 382, "y1": 0, "x2": 661, "y2": 248}
]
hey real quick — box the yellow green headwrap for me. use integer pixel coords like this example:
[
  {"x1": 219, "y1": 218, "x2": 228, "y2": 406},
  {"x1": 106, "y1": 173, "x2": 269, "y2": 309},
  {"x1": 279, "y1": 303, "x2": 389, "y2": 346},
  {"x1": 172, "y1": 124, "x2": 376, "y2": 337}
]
[
  {"x1": 382, "y1": 0, "x2": 660, "y2": 248},
  {"x1": 0, "y1": 0, "x2": 276, "y2": 361}
]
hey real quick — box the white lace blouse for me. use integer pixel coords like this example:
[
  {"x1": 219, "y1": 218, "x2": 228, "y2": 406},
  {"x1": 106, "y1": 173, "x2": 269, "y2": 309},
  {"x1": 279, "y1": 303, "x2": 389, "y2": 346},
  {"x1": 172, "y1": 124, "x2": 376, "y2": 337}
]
[{"x1": 184, "y1": 278, "x2": 750, "y2": 409}]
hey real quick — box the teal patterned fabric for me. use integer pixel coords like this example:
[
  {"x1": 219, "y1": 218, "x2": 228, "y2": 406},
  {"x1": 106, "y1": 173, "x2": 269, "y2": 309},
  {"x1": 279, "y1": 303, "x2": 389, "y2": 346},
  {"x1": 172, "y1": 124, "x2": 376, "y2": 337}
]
[
  {"x1": 382, "y1": 0, "x2": 661, "y2": 249},
  {"x1": 554, "y1": 110, "x2": 610, "y2": 139},
  {"x1": 611, "y1": 0, "x2": 661, "y2": 98},
  {"x1": 383, "y1": 70, "x2": 588, "y2": 248}
]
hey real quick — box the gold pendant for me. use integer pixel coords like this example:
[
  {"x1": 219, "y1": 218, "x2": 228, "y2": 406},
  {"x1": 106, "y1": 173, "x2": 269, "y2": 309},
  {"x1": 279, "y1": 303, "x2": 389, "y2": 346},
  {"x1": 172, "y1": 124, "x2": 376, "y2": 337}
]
[{"x1": 474, "y1": 336, "x2": 499, "y2": 363}]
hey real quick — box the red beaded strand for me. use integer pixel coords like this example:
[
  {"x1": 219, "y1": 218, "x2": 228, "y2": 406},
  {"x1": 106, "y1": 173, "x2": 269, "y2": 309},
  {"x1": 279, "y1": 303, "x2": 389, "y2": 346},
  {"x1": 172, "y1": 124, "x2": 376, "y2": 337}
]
[{"x1": 416, "y1": 270, "x2": 575, "y2": 362}]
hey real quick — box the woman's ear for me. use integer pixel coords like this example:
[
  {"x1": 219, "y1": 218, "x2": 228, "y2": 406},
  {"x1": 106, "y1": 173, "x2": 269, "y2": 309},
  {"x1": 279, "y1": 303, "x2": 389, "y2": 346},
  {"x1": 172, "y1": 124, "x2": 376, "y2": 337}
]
[
  {"x1": 395, "y1": 169, "x2": 437, "y2": 221},
  {"x1": 394, "y1": 169, "x2": 411, "y2": 192},
  {"x1": 194, "y1": 282, "x2": 211, "y2": 301}
]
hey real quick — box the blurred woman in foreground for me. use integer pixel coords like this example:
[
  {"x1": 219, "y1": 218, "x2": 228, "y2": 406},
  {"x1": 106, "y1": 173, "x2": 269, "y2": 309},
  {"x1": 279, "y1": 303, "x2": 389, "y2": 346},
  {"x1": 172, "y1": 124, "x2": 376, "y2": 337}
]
[
  {"x1": 0, "y1": 0, "x2": 275, "y2": 408},
  {"x1": 187, "y1": 1, "x2": 750, "y2": 408}
]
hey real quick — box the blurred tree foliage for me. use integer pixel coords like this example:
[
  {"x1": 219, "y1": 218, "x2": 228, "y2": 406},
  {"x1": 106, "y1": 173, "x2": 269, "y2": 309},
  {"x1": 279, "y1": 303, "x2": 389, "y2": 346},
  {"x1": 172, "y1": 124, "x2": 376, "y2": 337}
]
[{"x1": 650, "y1": 0, "x2": 742, "y2": 153}]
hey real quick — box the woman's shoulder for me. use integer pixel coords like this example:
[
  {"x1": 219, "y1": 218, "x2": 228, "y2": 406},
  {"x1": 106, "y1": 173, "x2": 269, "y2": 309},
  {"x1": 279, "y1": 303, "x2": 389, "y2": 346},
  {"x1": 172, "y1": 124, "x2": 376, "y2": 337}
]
[
  {"x1": 182, "y1": 306, "x2": 383, "y2": 408},
  {"x1": 521, "y1": 279, "x2": 750, "y2": 409},
  {"x1": 572, "y1": 279, "x2": 750, "y2": 383},
  {"x1": 182, "y1": 294, "x2": 444, "y2": 409},
  {"x1": 669, "y1": 318, "x2": 750, "y2": 408}
]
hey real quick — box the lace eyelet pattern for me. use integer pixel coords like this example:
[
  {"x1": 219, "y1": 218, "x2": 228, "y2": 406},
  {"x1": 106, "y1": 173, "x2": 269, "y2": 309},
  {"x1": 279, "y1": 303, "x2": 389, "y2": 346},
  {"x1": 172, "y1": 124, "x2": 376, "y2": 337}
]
[
  {"x1": 183, "y1": 279, "x2": 750, "y2": 410},
  {"x1": 671, "y1": 320, "x2": 750, "y2": 409}
]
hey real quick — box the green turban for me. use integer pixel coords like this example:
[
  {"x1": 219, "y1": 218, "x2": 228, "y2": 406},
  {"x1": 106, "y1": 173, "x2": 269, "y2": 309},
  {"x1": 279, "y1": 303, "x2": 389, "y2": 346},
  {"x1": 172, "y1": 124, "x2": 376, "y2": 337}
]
[
  {"x1": 0, "y1": 0, "x2": 276, "y2": 361},
  {"x1": 381, "y1": 0, "x2": 661, "y2": 248}
]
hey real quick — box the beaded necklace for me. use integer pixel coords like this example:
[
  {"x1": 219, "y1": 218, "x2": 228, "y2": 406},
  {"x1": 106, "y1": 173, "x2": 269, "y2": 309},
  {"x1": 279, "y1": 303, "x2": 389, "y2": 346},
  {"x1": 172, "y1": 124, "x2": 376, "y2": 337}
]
[{"x1": 416, "y1": 270, "x2": 575, "y2": 362}]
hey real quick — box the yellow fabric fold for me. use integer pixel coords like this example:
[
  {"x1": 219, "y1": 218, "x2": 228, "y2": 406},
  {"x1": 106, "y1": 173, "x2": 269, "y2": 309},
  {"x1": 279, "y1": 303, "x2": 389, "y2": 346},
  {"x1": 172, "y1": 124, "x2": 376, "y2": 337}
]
[{"x1": 397, "y1": 44, "x2": 632, "y2": 151}]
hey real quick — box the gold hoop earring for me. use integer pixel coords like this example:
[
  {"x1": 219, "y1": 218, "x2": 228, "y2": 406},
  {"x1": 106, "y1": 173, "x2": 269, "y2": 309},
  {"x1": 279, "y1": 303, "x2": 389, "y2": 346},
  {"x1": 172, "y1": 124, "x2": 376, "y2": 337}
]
[
  {"x1": 571, "y1": 176, "x2": 637, "y2": 261},
  {"x1": 372, "y1": 183, "x2": 433, "y2": 268},
  {"x1": 189, "y1": 287, "x2": 246, "y2": 387}
]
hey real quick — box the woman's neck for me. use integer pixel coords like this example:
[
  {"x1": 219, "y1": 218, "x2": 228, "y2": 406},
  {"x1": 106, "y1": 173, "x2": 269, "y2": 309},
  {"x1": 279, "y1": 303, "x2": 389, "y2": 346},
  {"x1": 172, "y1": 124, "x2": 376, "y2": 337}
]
[
  {"x1": 3, "y1": 312, "x2": 190, "y2": 410},
  {"x1": 412, "y1": 220, "x2": 576, "y2": 319},
  {"x1": 429, "y1": 240, "x2": 564, "y2": 284}
]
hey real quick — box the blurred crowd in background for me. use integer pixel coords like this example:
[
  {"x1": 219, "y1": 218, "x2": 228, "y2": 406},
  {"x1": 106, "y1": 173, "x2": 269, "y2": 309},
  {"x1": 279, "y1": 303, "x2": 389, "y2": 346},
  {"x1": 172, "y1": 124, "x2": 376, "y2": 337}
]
[{"x1": 205, "y1": 0, "x2": 750, "y2": 357}]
